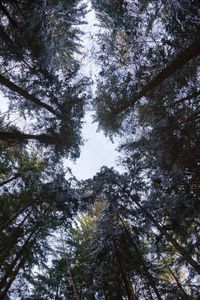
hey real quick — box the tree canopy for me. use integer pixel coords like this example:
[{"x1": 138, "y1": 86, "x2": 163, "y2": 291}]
[{"x1": 0, "y1": 1, "x2": 200, "y2": 299}]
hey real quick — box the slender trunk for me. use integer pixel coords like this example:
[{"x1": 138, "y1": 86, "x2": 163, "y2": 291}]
[
  {"x1": 0, "y1": 3, "x2": 21, "y2": 30},
  {"x1": 167, "y1": 267, "x2": 188, "y2": 298},
  {"x1": 119, "y1": 186, "x2": 200, "y2": 275},
  {"x1": 60, "y1": 232, "x2": 80, "y2": 300},
  {"x1": 54, "y1": 281, "x2": 60, "y2": 300},
  {"x1": 114, "y1": 39, "x2": 200, "y2": 115},
  {"x1": 64, "y1": 253, "x2": 80, "y2": 300},
  {"x1": 0, "y1": 197, "x2": 39, "y2": 232},
  {"x1": 0, "y1": 25, "x2": 20, "y2": 57},
  {"x1": 0, "y1": 205, "x2": 37, "y2": 266},
  {"x1": 0, "y1": 131, "x2": 58, "y2": 145},
  {"x1": 170, "y1": 90, "x2": 200, "y2": 107},
  {"x1": 119, "y1": 216, "x2": 162, "y2": 300},
  {"x1": 0, "y1": 173, "x2": 20, "y2": 187},
  {"x1": 0, "y1": 207, "x2": 48, "y2": 295},
  {"x1": 113, "y1": 240, "x2": 138, "y2": 300},
  {"x1": 143, "y1": 281, "x2": 154, "y2": 300},
  {"x1": 0, "y1": 227, "x2": 23, "y2": 266},
  {"x1": 0, "y1": 168, "x2": 36, "y2": 187},
  {"x1": 0, "y1": 230, "x2": 36, "y2": 291},
  {"x1": 0, "y1": 73, "x2": 60, "y2": 117},
  {"x1": 0, "y1": 252, "x2": 27, "y2": 300}
]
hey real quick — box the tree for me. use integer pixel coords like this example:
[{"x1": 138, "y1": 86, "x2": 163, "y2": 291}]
[
  {"x1": 84, "y1": 167, "x2": 200, "y2": 297},
  {"x1": 1, "y1": 1, "x2": 200, "y2": 299},
  {"x1": 0, "y1": 0, "x2": 88, "y2": 160},
  {"x1": 92, "y1": 0, "x2": 200, "y2": 133},
  {"x1": 0, "y1": 169, "x2": 80, "y2": 299}
]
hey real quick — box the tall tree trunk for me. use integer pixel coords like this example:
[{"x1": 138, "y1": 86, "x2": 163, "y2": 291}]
[
  {"x1": 119, "y1": 215, "x2": 163, "y2": 300},
  {"x1": 0, "y1": 252, "x2": 27, "y2": 300},
  {"x1": 0, "y1": 168, "x2": 36, "y2": 187},
  {"x1": 0, "y1": 73, "x2": 60, "y2": 117},
  {"x1": 0, "y1": 207, "x2": 49, "y2": 294},
  {"x1": 60, "y1": 231, "x2": 80, "y2": 300},
  {"x1": 0, "y1": 227, "x2": 23, "y2": 267},
  {"x1": 114, "y1": 39, "x2": 200, "y2": 115},
  {"x1": 0, "y1": 197, "x2": 40, "y2": 232},
  {"x1": 167, "y1": 266, "x2": 188, "y2": 298},
  {"x1": 118, "y1": 185, "x2": 200, "y2": 275},
  {"x1": 171, "y1": 90, "x2": 200, "y2": 107},
  {"x1": 0, "y1": 205, "x2": 37, "y2": 266},
  {"x1": 54, "y1": 281, "x2": 60, "y2": 300},
  {"x1": 0, "y1": 25, "x2": 20, "y2": 57},
  {"x1": 143, "y1": 281, "x2": 154, "y2": 300},
  {"x1": 0, "y1": 131, "x2": 58, "y2": 145},
  {"x1": 64, "y1": 252, "x2": 80, "y2": 300},
  {"x1": 0, "y1": 230, "x2": 36, "y2": 292},
  {"x1": 0, "y1": 3, "x2": 21, "y2": 30},
  {"x1": 113, "y1": 240, "x2": 138, "y2": 300},
  {"x1": 0, "y1": 174, "x2": 20, "y2": 187}
]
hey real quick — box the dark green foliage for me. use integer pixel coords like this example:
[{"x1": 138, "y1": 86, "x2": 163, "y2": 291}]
[
  {"x1": 0, "y1": 0, "x2": 89, "y2": 160},
  {"x1": 1, "y1": 1, "x2": 200, "y2": 299}
]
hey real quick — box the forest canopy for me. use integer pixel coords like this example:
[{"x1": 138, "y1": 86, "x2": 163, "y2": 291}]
[{"x1": 0, "y1": 0, "x2": 200, "y2": 299}]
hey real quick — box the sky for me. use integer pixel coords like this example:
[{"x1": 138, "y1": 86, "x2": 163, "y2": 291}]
[
  {"x1": 0, "y1": 91, "x2": 120, "y2": 182},
  {"x1": 0, "y1": 5, "x2": 121, "y2": 181},
  {"x1": 65, "y1": 114, "x2": 120, "y2": 180},
  {"x1": 64, "y1": 3, "x2": 121, "y2": 180}
]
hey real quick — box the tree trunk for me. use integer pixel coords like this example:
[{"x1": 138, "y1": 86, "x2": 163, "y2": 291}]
[
  {"x1": 0, "y1": 25, "x2": 19, "y2": 57},
  {"x1": 113, "y1": 240, "x2": 138, "y2": 300},
  {"x1": 0, "y1": 173, "x2": 21, "y2": 187},
  {"x1": 60, "y1": 231, "x2": 80, "y2": 300},
  {"x1": 167, "y1": 267, "x2": 188, "y2": 298},
  {"x1": 0, "y1": 207, "x2": 48, "y2": 295},
  {"x1": 0, "y1": 3, "x2": 21, "y2": 30},
  {"x1": 0, "y1": 254, "x2": 27, "y2": 300},
  {"x1": 0, "y1": 227, "x2": 23, "y2": 267},
  {"x1": 54, "y1": 281, "x2": 60, "y2": 300},
  {"x1": 114, "y1": 39, "x2": 200, "y2": 115},
  {"x1": 0, "y1": 230, "x2": 36, "y2": 292},
  {"x1": 144, "y1": 282, "x2": 154, "y2": 300},
  {"x1": 171, "y1": 90, "x2": 200, "y2": 107},
  {"x1": 0, "y1": 197, "x2": 39, "y2": 232},
  {"x1": 0, "y1": 131, "x2": 58, "y2": 145},
  {"x1": 119, "y1": 215, "x2": 163, "y2": 300},
  {"x1": 119, "y1": 186, "x2": 200, "y2": 275},
  {"x1": 64, "y1": 252, "x2": 80, "y2": 300},
  {"x1": 0, "y1": 73, "x2": 60, "y2": 117},
  {"x1": 0, "y1": 205, "x2": 37, "y2": 266}
]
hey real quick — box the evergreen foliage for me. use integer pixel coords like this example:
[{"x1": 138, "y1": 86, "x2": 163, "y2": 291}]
[{"x1": 0, "y1": 1, "x2": 200, "y2": 299}]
